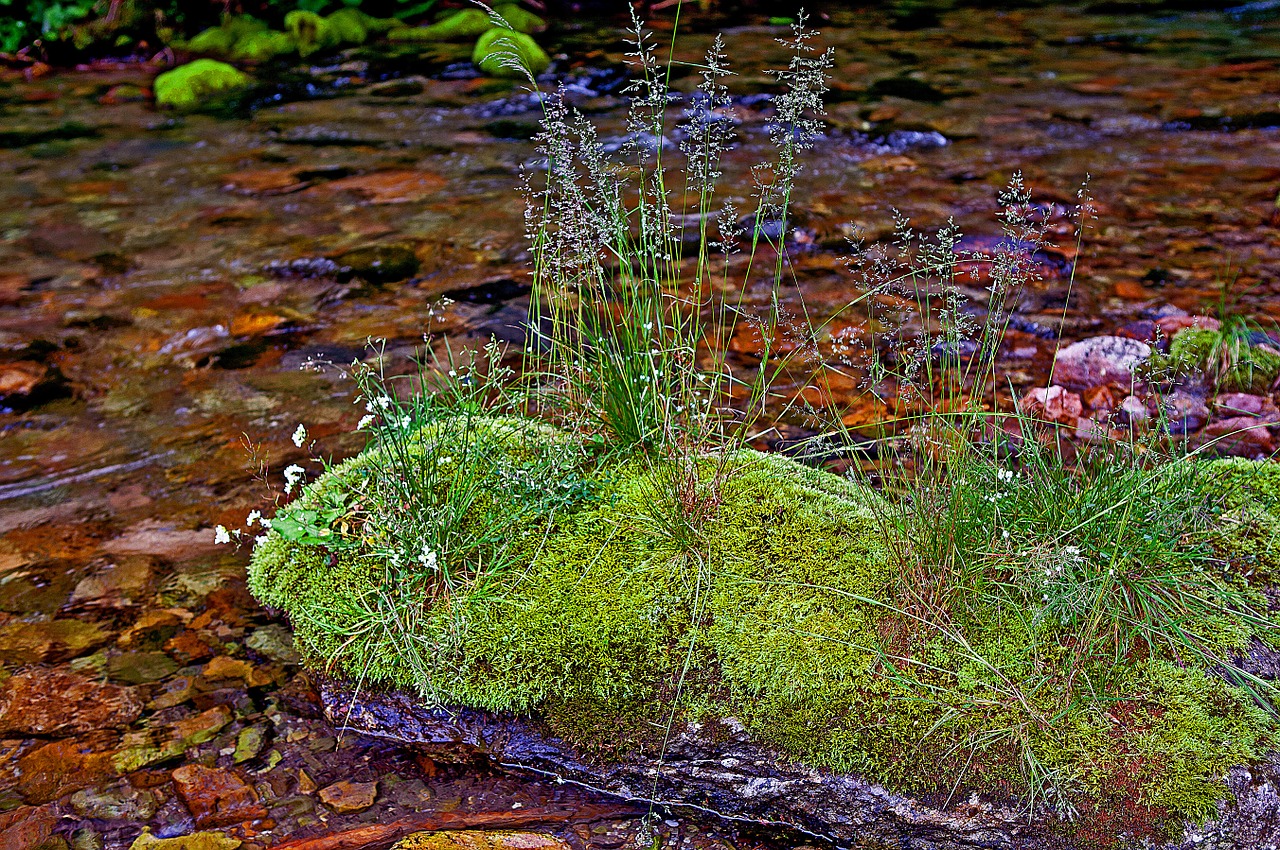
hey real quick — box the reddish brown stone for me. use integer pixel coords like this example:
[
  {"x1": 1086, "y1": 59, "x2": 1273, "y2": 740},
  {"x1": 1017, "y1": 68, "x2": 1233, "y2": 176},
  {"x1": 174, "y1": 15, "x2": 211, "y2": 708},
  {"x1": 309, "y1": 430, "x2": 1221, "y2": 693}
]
[
  {"x1": 319, "y1": 779, "x2": 378, "y2": 813},
  {"x1": 1021, "y1": 385, "x2": 1083, "y2": 425},
  {"x1": 172, "y1": 764, "x2": 267, "y2": 828},
  {"x1": 16, "y1": 734, "x2": 121, "y2": 803},
  {"x1": 0, "y1": 805, "x2": 56, "y2": 850},
  {"x1": 0, "y1": 668, "x2": 142, "y2": 737}
]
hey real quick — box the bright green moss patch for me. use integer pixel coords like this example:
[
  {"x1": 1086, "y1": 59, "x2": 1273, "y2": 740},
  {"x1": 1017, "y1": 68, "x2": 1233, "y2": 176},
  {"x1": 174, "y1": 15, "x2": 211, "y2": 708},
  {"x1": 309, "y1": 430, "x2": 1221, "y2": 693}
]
[
  {"x1": 473, "y1": 28, "x2": 550, "y2": 78},
  {"x1": 1209, "y1": 457, "x2": 1280, "y2": 581},
  {"x1": 249, "y1": 416, "x2": 1277, "y2": 839},
  {"x1": 1162, "y1": 326, "x2": 1280, "y2": 393},
  {"x1": 154, "y1": 59, "x2": 252, "y2": 110}
]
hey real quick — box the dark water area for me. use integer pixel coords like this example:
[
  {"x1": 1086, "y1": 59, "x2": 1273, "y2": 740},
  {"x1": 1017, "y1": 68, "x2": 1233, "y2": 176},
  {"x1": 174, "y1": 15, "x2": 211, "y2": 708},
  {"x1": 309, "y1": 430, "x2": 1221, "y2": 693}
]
[{"x1": 0, "y1": 3, "x2": 1278, "y2": 847}]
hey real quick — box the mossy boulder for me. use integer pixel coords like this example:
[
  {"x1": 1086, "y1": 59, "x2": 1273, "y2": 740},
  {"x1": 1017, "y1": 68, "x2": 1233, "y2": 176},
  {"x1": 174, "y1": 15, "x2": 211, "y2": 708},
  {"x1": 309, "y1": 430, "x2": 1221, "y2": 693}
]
[
  {"x1": 249, "y1": 416, "x2": 1278, "y2": 845},
  {"x1": 472, "y1": 28, "x2": 550, "y2": 78},
  {"x1": 184, "y1": 15, "x2": 272, "y2": 57},
  {"x1": 1210, "y1": 457, "x2": 1280, "y2": 580},
  {"x1": 494, "y1": 4, "x2": 547, "y2": 34},
  {"x1": 228, "y1": 30, "x2": 296, "y2": 63},
  {"x1": 1163, "y1": 326, "x2": 1280, "y2": 394},
  {"x1": 285, "y1": 10, "x2": 342, "y2": 58},
  {"x1": 391, "y1": 9, "x2": 494, "y2": 43},
  {"x1": 154, "y1": 59, "x2": 252, "y2": 111}
]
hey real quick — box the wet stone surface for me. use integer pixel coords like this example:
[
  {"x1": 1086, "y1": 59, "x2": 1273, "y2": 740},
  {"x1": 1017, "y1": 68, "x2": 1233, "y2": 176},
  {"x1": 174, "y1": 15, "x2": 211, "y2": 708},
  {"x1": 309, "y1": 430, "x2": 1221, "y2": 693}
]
[{"x1": 0, "y1": 3, "x2": 1278, "y2": 848}]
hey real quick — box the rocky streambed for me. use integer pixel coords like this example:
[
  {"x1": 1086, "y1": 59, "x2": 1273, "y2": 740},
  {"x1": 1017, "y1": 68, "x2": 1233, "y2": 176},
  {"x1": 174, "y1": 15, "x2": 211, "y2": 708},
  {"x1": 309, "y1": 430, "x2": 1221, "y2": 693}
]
[{"x1": 1, "y1": 3, "x2": 1279, "y2": 849}]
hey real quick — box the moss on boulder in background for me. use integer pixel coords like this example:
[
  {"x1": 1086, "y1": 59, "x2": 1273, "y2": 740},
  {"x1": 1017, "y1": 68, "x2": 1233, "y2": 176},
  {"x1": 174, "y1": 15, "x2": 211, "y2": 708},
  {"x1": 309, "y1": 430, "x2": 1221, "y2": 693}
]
[
  {"x1": 1163, "y1": 326, "x2": 1280, "y2": 394},
  {"x1": 154, "y1": 59, "x2": 252, "y2": 111},
  {"x1": 494, "y1": 3, "x2": 547, "y2": 33},
  {"x1": 391, "y1": 8, "x2": 493, "y2": 42},
  {"x1": 473, "y1": 28, "x2": 550, "y2": 77}
]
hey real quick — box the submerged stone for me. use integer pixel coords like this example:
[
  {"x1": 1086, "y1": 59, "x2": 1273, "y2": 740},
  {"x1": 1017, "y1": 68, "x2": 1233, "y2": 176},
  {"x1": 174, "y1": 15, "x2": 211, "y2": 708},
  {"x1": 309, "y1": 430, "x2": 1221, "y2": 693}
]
[
  {"x1": 393, "y1": 832, "x2": 569, "y2": 850},
  {"x1": 154, "y1": 60, "x2": 252, "y2": 111}
]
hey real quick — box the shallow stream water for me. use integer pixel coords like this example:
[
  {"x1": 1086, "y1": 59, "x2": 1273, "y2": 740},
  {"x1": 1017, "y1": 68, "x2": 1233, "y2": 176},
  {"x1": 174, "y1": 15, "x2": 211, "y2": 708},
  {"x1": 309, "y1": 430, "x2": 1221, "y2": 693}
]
[{"x1": 1, "y1": 3, "x2": 1278, "y2": 847}]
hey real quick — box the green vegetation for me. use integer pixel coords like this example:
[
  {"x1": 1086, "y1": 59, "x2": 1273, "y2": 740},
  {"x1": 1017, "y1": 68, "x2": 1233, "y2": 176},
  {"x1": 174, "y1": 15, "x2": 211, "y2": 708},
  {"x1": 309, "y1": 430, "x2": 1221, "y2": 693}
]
[
  {"x1": 1161, "y1": 324, "x2": 1280, "y2": 395},
  {"x1": 1, "y1": 1, "x2": 545, "y2": 74},
  {"x1": 240, "y1": 10, "x2": 1280, "y2": 846},
  {"x1": 153, "y1": 58, "x2": 251, "y2": 111}
]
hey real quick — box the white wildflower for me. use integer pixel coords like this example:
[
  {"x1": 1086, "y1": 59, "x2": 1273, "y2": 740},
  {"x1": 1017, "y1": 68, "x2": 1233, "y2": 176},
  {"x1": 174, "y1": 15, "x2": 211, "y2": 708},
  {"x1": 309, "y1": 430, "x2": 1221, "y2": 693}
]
[
  {"x1": 997, "y1": 469, "x2": 1014, "y2": 483},
  {"x1": 358, "y1": 414, "x2": 375, "y2": 430},
  {"x1": 291, "y1": 423, "x2": 307, "y2": 447},
  {"x1": 283, "y1": 464, "x2": 305, "y2": 495},
  {"x1": 246, "y1": 510, "x2": 261, "y2": 527},
  {"x1": 419, "y1": 546, "x2": 438, "y2": 572},
  {"x1": 214, "y1": 525, "x2": 232, "y2": 545}
]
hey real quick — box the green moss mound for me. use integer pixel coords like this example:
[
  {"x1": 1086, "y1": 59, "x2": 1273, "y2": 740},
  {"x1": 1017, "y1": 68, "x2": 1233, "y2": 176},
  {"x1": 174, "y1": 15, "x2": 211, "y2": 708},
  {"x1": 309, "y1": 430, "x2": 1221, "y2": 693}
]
[
  {"x1": 473, "y1": 28, "x2": 550, "y2": 78},
  {"x1": 494, "y1": 3, "x2": 547, "y2": 34},
  {"x1": 1164, "y1": 327, "x2": 1280, "y2": 394},
  {"x1": 249, "y1": 417, "x2": 1277, "y2": 836},
  {"x1": 1209, "y1": 457, "x2": 1280, "y2": 580},
  {"x1": 154, "y1": 59, "x2": 252, "y2": 111}
]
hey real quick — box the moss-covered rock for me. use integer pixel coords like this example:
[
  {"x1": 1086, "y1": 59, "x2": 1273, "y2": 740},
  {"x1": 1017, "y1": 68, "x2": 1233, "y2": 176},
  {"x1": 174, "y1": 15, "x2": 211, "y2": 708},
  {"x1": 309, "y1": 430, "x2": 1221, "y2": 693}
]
[
  {"x1": 228, "y1": 30, "x2": 296, "y2": 63},
  {"x1": 390, "y1": 9, "x2": 494, "y2": 43},
  {"x1": 1163, "y1": 326, "x2": 1280, "y2": 394},
  {"x1": 154, "y1": 59, "x2": 252, "y2": 111},
  {"x1": 285, "y1": 10, "x2": 341, "y2": 58},
  {"x1": 472, "y1": 28, "x2": 550, "y2": 78},
  {"x1": 185, "y1": 15, "x2": 271, "y2": 57},
  {"x1": 249, "y1": 415, "x2": 1278, "y2": 838},
  {"x1": 1210, "y1": 457, "x2": 1280, "y2": 580},
  {"x1": 494, "y1": 4, "x2": 547, "y2": 34}
]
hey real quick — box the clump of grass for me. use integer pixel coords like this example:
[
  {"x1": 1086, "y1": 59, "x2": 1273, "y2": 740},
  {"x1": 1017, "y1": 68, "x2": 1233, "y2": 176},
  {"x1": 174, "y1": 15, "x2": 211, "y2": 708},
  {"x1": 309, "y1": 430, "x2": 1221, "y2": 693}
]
[{"x1": 242, "y1": 6, "x2": 1280, "y2": 844}]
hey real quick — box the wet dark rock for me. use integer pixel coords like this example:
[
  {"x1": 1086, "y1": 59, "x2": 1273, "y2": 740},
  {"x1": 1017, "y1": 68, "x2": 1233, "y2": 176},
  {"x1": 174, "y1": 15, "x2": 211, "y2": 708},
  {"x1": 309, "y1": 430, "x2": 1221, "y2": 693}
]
[
  {"x1": 0, "y1": 360, "x2": 69, "y2": 408},
  {"x1": 867, "y1": 75, "x2": 954, "y2": 103},
  {"x1": 321, "y1": 679, "x2": 1280, "y2": 850},
  {"x1": 212, "y1": 338, "x2": 271, "y2": 370},
  {"x1": 445, "y1": 278, "x2": 532, "y2": 305},
  {"x1": 0, "y1": 668, "x2": 142, "y2": 736},
  {"x1": 484, "y1": 119, "x2": 541, "y2": 139},
  {"x1": 264, "y1": 256, "x2": 343, "y2": 280},
  {"x1": 321, "y1": 681, "x2": 1055, "y2": 848},
  {"x1": 331, "y1": 243, "x2": 421, "y2": 284},
  {"x1": 1052, "y1": 336, "x2": 1151, "y2": 391},
  {"x1": 368, "y1": 76, "x2": 428, "y2": 97},
  {"x1": 0, "y1": 121, "x2": 100, "y2": 149}
]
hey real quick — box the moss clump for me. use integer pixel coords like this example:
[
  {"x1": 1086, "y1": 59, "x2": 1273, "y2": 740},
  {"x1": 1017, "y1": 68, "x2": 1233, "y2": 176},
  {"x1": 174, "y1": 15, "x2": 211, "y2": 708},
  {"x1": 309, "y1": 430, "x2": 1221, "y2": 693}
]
[
  {"x1": 1209, "y1": 457, "x2": 1280, "y2": 580},
  {"x1": 228, "y1": 30, "x2": 296, "y2": 63},
  {"x1": 473, "y1": 28, "x2": 550, "y2": 78},
  {"x1": 249, "y1": 416, "x2": 1277, "y2": 837},
  {"x1": 284, "y1": 10, "x2": 341, "y2": 58},
  {"x1": 1163, "y1": 327, "x2": 1280, "y2": 393},
  {"x1": 417, "y1": 9, "x2": 494, "y2": 41},
  {"x1": 494, "y1": 4, "x2": 547, "y2": 34},
  {"x1": 154, "y1": 59, "x2": 252, "y2": 111}
]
